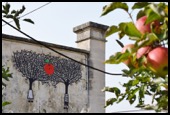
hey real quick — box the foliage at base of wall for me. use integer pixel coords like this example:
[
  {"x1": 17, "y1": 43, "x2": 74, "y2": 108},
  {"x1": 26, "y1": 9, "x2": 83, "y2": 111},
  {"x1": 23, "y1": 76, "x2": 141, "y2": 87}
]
[{"x1": 2, "y1": 66, "x2": 13, "y2": 112}]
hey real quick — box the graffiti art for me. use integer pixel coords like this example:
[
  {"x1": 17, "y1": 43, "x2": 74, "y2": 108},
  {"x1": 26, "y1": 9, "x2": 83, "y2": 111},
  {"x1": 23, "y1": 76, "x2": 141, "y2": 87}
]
[{"x1": 12, "y1": 50, "x2": 82, "y2": 109}]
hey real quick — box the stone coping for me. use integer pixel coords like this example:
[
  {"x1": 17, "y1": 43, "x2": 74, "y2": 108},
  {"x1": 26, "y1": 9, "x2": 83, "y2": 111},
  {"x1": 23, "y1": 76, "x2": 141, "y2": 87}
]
[{"x1": 2, "y1": 33, "x2": 90, "y2": 55}]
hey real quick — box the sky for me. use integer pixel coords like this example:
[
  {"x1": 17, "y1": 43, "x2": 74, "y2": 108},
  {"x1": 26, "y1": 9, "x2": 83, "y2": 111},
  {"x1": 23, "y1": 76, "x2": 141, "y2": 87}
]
[{"x1": 2, "y1": 2, "x2": 157, "y2": 113}]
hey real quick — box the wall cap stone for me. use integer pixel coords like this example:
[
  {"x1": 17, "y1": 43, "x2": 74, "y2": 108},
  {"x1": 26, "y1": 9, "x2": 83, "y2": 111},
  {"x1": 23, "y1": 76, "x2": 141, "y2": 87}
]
[
  {"x1": 2, "y1": 33, "x2": 90, "y2": 55},
  {"x1": 73, "y1": 21, "x2": 109, "y2": 33}
]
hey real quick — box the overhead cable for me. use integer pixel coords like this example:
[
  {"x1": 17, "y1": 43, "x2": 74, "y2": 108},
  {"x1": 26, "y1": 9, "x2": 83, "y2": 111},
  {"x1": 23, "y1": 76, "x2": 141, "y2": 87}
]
[
  {"x1": 2, "y1": 19, "x2": 125, "y2": 76},
  {"x1": 2, "y1": 2, "x2": 52, "y2": 26}
]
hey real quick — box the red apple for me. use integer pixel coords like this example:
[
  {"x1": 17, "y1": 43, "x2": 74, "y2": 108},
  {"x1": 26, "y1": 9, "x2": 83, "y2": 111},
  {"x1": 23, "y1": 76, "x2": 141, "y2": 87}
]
[
  {"x1": 146, "y1": 46, "x2": 168, "y2": 77},
  {"x1": 135, "y1": 16, "x2": 160, "y2": 34},
  {"x1": 137, "y1": 46, "x2": 152, "y2": 59},
  {"x1": 121, "y1": 44, "x2": 135, "y2": 67},
  {"x1": 44, "y1": 63, "x2": 54, "y2": 75}
]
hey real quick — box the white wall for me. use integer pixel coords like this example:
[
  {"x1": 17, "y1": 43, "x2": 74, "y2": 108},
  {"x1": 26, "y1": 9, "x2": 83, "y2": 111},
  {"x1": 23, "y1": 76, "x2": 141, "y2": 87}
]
[{"x1": 2, "y1": 36, "x2": 88, "y2": 113}]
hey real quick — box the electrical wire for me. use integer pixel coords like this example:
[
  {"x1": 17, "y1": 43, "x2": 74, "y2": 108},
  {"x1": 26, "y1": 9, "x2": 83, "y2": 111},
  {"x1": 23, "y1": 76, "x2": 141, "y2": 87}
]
[
  {"x1": 110, "y1": 109, "x2": 157, "y2": 113},
  {"x1": 110, "y1": 109, "x2": 168, "y2": 113},
  {"x1": 2, "y1": 19, "x2": 125, "y2": 76},
  {"x1": 2, "y1": 2, "x2": 52, "y2": 26}
]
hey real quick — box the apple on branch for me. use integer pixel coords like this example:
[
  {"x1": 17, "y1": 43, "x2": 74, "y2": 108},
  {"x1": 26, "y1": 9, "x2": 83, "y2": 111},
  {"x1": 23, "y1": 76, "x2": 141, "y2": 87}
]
[
  {"x1": 146, "y1": 46, "x2": 168, "y2": 77},
  {"x1": 135, "y1": 16, "x2": 160, "y2": 34}
]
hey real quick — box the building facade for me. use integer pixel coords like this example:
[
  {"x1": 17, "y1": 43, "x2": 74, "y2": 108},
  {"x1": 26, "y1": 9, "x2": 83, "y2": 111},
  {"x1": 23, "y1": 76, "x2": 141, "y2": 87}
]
[{"x1": 2, "y1": 21, "x2": 108, "y2": 113}]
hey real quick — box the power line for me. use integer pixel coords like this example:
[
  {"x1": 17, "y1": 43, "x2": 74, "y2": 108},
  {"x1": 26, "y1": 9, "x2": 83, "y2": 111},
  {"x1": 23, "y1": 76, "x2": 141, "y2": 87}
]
[
  {"x1": 2, "y1": 2, "x2": 52, "y2": 26},
  {"x1": 110, "y1": 109, "x2": 153, "y2": 113},
  {"x1": 2, "y1": 19, "x2": 125, "y2": 76},
  {"x1": 110, "y1": 109, "x2": 167, "y2": 113}
]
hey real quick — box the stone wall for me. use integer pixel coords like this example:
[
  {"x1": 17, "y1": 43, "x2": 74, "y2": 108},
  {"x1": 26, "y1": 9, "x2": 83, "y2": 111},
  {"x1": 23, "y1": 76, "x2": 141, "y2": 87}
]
[
  {"x1": 2, "y1": 21, "x2": 108, "y2": 113},
  {"x1": 74, "y1": 21, "x2": 108, "y2": 113},
  {"x1": 2, "y1": 34, "x2": 89, "y2": 113}
]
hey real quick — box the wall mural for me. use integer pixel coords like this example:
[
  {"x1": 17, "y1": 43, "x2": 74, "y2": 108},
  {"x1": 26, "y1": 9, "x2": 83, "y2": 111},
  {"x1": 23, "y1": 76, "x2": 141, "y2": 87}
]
[{"x1": 12, "y1": 50, "x2": 82, "y2": 109}]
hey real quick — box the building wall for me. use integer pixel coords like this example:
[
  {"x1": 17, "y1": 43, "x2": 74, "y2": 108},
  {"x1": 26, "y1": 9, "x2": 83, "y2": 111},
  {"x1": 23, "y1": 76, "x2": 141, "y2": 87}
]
[
  {"x1": 2, "y1": 21, "x2": 108, "y2": 113},
  {"x1": 74, "y1": 22, "x2": 108, "y2": 113},
  {"x1": 2, "y1": 35, "x2": 89, "y2": 113}
]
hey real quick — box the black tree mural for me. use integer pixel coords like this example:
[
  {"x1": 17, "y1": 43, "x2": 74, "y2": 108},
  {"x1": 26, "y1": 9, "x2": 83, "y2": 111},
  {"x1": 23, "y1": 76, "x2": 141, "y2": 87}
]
[
  {"x1": 12, "y1": 50, "x2": 60, "y2": 102},
  {"x1": 54, "y1": 58, "x2": 82, "y2": 109},
  {"x1": 12, "y1": 50, "x2": 82, "y2": 109}
]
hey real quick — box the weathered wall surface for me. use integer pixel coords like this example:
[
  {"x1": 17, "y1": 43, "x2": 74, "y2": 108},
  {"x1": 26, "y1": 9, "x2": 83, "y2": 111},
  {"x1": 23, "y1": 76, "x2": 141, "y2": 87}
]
[
  {"x1": 2, "y1": 35, "x2": 89, "y2": 113},
  {"x1": 74, "y1": 22, "x2": 108, "y2": 113},
  {"x1": 2, "y1": 21, "x2": 108, "y2": 113}
]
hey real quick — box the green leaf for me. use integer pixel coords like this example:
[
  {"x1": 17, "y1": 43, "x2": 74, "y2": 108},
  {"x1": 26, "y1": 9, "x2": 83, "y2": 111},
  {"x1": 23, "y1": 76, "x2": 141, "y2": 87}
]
[
  {"x1": 105, "y1": 51, "x2": 131, "y2": 64},
  {"x1": 149, "y1": 3, "x2": 165, "y2": 17},
  {"x1": 2, "y1": 10, "x2": 7, "y2": 14},
  {"x1": 128, "y1": 66, "x2": 147, "y2": 76},
  {"x1": 150, "y1": 85, "x2": 157, "y2": 92},
  {"x1": 139, "y1": 85, "x2": 146, "y2": 98},
  {"x1": 122, "y1": 69, "x2": 130, "y2": 76},
  {"x1": 137, "y1": 33, "x2": 159, "y2": 48},
  {"x1": 160, "y1": 84, "x2": 168, "y2": 91},
  {"x1": 164, "y1": 5, "x2": 168, "y2": 16},
  {"x1": 102, "y1": 87, "x2": 120, "y2": 98},
  {"x1": 158, "y1": 28, "x2": 168, "y2": 41},
  {"x1": 3, "y1": 5, "x2": 6, "y2": 12},
  {"x1": 136, "y1": 103, "x2": 145, "y2": 108},
  {"x1": 136, "y1": 10, "x2": 146, "y2": 20},
  {"x1": 101, "y1": 2, "x2": 128, "y2": 16},
  {"x1": 2, "y1": 67, "x2": 12, "y2": 78},
  {"x1": 3, "y1": 3, "x2": 10, "y2": 15},
  {"x1": 139, "y1": 96, "x2": 145, "y2": 105},
  {"x1": 114, "y1": 87, "x2": 121, "y2": 98},
  {"x1": 129, "y1": 36, "x2": 143, "y2": 41},
  {"x1": 132, "y1": 79, "x2": 139, "y2": 86},
  {"x1": 157, "y1": 18, "x2": 168, "y2": 38},
  {"x1": 6, "y1": 3, "x2": 10, "y2": 13},
  {"x1": 118, "y1": 31, "x2": 125, "y2": 39},
  {"x1": 105, "y1": 53, "x2": 119, "y2": 64},
  {"x1": 127, "y1": 89, "x2": 138, "y2": 104},
  {"x1": 132, "y1": 2, "x2": 150, "y2": 9},
  {"x1": 147, "y1": 90, "x2": 154, "y2": 97},
  {"x1": 42, "y1": 109, "x2": 46, "y2": 113},
  {"x1": 147, "y1": 33, "x2": 160, "y2": 42},
  {"x1": 129, "y1": 95, "x2": 136, "y2": 104},
  {"x1": 5, "y1": 14, "x2": 14, "y2": 19},
  {"x1": 104, "y1": 25, "x2": 119, "y2": 38},
  {"x1": 14, "y1": 11, "x2": 20, "y2": 17},
  {"x1": 117, "y1": 94, "x2": 126, "y2": 103},
  {"x1": 119, "y1": 22, "x2": 142, "y2": 38},
  {"x1": 13, "y1": 18, "x2": 20, "y2": 30},
  {"x1": 142, "y1": 104, "x2": 157, "y2": 110},
  {"x1": 2, "y1": 75, "x2": 9, "y2": 81},
  {"x1": 11, "y1": 10, "x2": 16, "y2": 14},
  {"x1": 45, "y1": 59, "x2": 49, "y2": 63},
  {"x1": 116, "y1": 39, "x2": 124, "y2": 48},
  {"x1": 23, "y1": 19, "x2": 34, "y2": 24},
  {"x1": 102, "y1": 86, "x2": 114, "y2": 92},
  {"x1": 141, "y1": 76, "x2": 150, "y2": 83},
  {"x1": 2, "y1": 81, "x2": 6, "y2": 87},
  {"x1": 145, "y1": 9, "x2": 161, "y2": 25},
  {"x1": 2, "y1": 101, "x2": 11, "y2": 107},
  {"x1": 104, "y1": 98, "x2": 117, "y2": 108},
  {"x1": 18, "y1": 5, "x2": 26, "y2": 14},
  {"x1": 127, "y1": 79, "x2": 139, "y2": 86}
]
